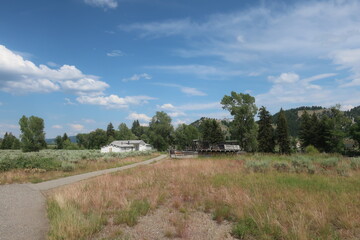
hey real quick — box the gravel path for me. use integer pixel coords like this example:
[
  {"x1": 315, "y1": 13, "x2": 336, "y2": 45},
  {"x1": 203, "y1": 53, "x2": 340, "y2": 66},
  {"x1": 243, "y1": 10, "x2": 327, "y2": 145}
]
[{"x1": 0, "y1": 154, "x2": 167, "y2": 240}]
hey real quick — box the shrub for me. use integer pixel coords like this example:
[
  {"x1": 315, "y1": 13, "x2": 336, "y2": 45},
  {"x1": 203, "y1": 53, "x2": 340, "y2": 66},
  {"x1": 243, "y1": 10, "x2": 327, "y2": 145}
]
[
  {"x1": 320, "y1": 157, "x2": 339, "y2": 169},
  {"x1": 304, "y1": 145, "x2": 319, "y2": 154},
  {"x1": 245, "y1": 160, "x2": 270, "y2": 173},
  {"x1": 350, "y1": 157, "x2": 360, "y2": 170},
  {"x1": 272, "y1": 161, "x2": 291, "y2": 172},
  {"x1": 61, "y1": 162, "x2": 75, "y2": 172},
  {"x1": 291, "y1": 156, "x2": 315, "y2": 174}
]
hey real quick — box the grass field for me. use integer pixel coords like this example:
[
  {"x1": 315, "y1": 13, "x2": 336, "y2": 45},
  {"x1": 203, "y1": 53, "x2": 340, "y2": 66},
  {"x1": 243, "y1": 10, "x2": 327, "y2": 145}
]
[
  {"x1": 47, "y1": 153, "x2": 360, "y2": 240},
  {"x1": 0, "y1": 150, "x2": 158, "y2": 184}
]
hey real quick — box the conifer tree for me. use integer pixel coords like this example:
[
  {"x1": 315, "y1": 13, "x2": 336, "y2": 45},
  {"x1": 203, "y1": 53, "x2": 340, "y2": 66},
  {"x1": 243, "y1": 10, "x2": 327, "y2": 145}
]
[
  {"x1": 257, "y1": 106, "x2": 275, "y2": 153},
  {"x1": 276, "y1": 108, "x2": 291, "y2": 154},
  {"x1": 106, "y1": 123, "x2": 115, "y2": 138}
]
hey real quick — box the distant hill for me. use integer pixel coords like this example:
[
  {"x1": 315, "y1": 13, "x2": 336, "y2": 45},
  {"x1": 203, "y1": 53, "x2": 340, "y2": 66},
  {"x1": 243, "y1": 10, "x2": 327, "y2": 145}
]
[
  {"x1": 46, "y1": 136, "x2": 77, "y2": 144},
  {"x1": 345, "y1": 106, "x2": 360, "y2": 120}
]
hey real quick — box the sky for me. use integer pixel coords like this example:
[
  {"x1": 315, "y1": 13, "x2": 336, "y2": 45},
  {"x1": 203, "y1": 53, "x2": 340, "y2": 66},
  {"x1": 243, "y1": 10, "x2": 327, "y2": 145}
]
[{"x1": 1, "y1": 0, "x2": 360, "y2": 138}]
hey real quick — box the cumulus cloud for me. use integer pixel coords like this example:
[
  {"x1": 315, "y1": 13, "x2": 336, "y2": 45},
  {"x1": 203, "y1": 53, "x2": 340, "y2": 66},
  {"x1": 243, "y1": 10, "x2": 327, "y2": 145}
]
[
  {"x1": 159, "y1": 103, "x2": 176, "y2": 110},
  {"x1": 84, "y1": 0, "x2": 118, "y2": 9},
  {"x1": 76, "y1": 95, "x2": 156, "y2": 109},
  {"x1": 127, "y1": 112, "x2": 152, "y2": 122},
  {"x1": 0, "y1": 45, "x2": 109, "y2": 95},
  {"x1": 268, "y1": 72, "x2": 300, "y2": 84},
  {"x1": 106, "y1": 50, "x2": 124, "y2": 57},
  {"x1": 122, "y1": 73, "x2": 152, "y2": 82}
]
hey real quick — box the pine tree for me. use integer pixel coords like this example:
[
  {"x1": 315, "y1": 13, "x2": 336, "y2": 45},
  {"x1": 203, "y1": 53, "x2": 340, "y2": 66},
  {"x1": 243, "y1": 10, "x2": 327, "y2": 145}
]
[
  {"x1": 276, "y1": 108, "x2": 291, "y2": 154},
  {"x1": 257, "y1": 106, "x2": 275, "y2": 153},
  {"x1": 299, "y1": 111, "x2": 311, "y2": 148},
  {"x1": 106, "y1": 123, "x2": 115, "y2": 139},
  {"x1": 131, "y1": 120, "x2": 144, "y2": 138}
]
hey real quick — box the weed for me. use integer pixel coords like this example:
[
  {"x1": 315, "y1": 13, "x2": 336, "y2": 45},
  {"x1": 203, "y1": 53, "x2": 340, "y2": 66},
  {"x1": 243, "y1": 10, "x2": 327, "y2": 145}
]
[
  {"x1": 350, "y1": 157, "x2": 360, "y2": 170},
  {"x1": 114, "y1": 199, "x2": 150, "y2": 226},
  {"x1": 231, "y1": 217, "x2": 259, "y2": 239},
  {"x1": 320, "y1": 157, "x2": 339, "y2": 169},
  {"x1": 212, "y1": 203, "x2": 235, "y2": 223},
  {"x1": 245, "y1": 160, "x2": 270, "y2": 173},
  {"x1": 272, "y1": 161, "x2": 291, "y2": 172},
  {"x1": 61, "y1": 161, "x2": 75, "y2": 172}
]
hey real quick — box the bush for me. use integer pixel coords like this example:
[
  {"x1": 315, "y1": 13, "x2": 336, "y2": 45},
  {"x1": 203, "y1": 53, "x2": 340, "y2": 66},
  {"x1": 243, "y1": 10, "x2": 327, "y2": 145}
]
[
  {"x1": 61, "y1": 162, "x2": 75, "y2": 172},
  {"x1": 245, "y1": 160, "x2": 270, "y2": 173},
  {"x1": 320, "y1": 157, "x2": 339, "y2": 169},
  {"x1": 350, "y1": 157, "x2": 360, "y2": 170},
  {"x1": 272, "y1": 162, "x2": 291, "y2": 172},
  {"x1": 212, "y1": 204, "x2": 234, "y2": 223},
  {"x1": 304, "y1": 145, "x2": 319, "y2": 154},
  {"x1": 291, "y1": 156, "x2": 315, "y2": 174},
  {"x1": 0, "y1": 156, "x2": 61, "y2": 172}
]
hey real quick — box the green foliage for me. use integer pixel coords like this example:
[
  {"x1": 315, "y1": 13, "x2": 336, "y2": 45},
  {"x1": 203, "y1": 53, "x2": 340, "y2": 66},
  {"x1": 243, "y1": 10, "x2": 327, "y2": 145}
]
[
  {"x1": 245, "y1": 160, "x2": 270, "y2": 173},
  {"x1": 221, "y1": 92, "x2": 258, "y2": 152},
  {"x1": 320, "y1": 157, "x2": 339, "y2": 169},
  {"x1": 106, "y1": 122, "x2": 116, "y2": 139},
  {"x1": 19, "y1": 115, "x2": 46, "y2": 152},
  {"x1": 114, "y1": 199, "x2": 150, "y2": 226},
  {"x1": 349, "y1": 118, "x2": 360, "y2": 146},
  {"x1": 304, "y1": 145, "x2": 320, "y2": 154},
  {"x1": 231, "y1": 217, "x2": 260, "y2": 239},
  {"x1": 0, "y1": 155, "x2": 62, "y2": 172},
  {"x1": 272, "y1": 161, "x2": 291, "y2": 172},
  {"x1": 257, "y1": 106, "x2": 275, "y2": 153},
  {"x1": 147, "y1": 111, "x2": 174, "y2": 151},
  {"x1": 199, "y1": 118, "x2": 224, "y2": 145},
  {"x1": 276, "y1": 109, "x2": 291, "y2": 154},
  {"x1": 1, "y1": 132, "x2": 20, "y2": 149},
  {"x1": 131, "y1": 120, "x2": 145, "y2": 138},
  {"x1": 174, "y1": 124, "x2": 199, "y2": 150},
  {"x1": 291, "y1": 156, "x2": 315, "y2": 174},
  {"x1": 350, "y1": 157, "x2": 360, "y2": 170},
  {"x1": 117, "y1": 123, "x2": 136, "y2": 140},
  {"x1": 212, "y1": 203, "x2": 235, "y2": 223},
  {"x1": 61, "y1": 161, "x2": 75, "y2": 172}
]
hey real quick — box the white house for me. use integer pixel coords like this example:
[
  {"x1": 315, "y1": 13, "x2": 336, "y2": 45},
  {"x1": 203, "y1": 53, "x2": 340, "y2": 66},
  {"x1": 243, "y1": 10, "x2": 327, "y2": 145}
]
[{"x1": 101, "y1": 140, "x2": 152, "y2": 153}]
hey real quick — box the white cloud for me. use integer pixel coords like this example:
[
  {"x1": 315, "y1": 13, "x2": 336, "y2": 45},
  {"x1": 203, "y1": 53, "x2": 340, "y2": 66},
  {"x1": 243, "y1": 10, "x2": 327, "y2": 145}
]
[
  {"x1": 341, "y1": 105, "x2": 354, "y2": 111},
  {"x1": 76, "y1": 95, "x2": 156, "y2": 109},
  {"x1": 84, "y1": 0, "x2": 117, "y2": 9},
  {"x1": 127, "y1": 112, "x2": 151, "y2": 122},
  {"x1": 155, "y1": 83, "x2": 206, "y2": 96},
  {"x1": 83, "y1": 119, "x2": 96, "y2": 124},
  {"x1": 256, "y1": 72, "x2": 346, "y2": 111},
  {"x1": 268, "y1": 72, "x2": 300, "y2": 84},
  {"x1": 0, "y1": 123, "x2": 18, "y2": 129},
  {"x1": 107, "y1": 50, "x2": 124, "y2": 57},
  {"x1": 0, "y1": 45, "x2": 109, "y2": 95},
  {"x1": 122, "y1": 73, "x2": 152, "y2": 82},
  {"x1": 330, "y1": 48, "x2": 360, "y2": 87},
  {"x1": 69, "y1": 124, "x2": 84, "y2": 132},
  {"x1": 47, "y1": 61, "x2": 59, "y2": 67},
  {"x1": 52, "y1": 125, "x2": 63, "y2": 129},
  {"x1": 159, "y1": 103, "x2": 176, "y2": 110},
  {"x1": 64, "y1": 98, "x2": 76, "y2": 105}
]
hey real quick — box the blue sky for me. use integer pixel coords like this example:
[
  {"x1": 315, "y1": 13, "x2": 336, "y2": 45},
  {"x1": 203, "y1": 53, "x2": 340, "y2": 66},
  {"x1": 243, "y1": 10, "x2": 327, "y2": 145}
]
[{"x1": 1, "y1": 0, "x2": 360, "y2": 138}]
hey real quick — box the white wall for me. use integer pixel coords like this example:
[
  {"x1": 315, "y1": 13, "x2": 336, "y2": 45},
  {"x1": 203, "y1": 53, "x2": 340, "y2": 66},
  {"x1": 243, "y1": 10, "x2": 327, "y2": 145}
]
[{"x1": 101, "y1": 145, "x2": 134, "y2": 153}]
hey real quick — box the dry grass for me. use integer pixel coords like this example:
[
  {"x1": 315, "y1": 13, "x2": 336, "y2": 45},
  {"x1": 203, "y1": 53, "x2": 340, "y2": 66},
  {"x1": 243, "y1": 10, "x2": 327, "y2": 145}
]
[
  {"x1": 47, "y1": 155, "x2": 360, "y2": 240},
  {"x1": 0, "y1": 153, "x2": 159, "y2": 184}
]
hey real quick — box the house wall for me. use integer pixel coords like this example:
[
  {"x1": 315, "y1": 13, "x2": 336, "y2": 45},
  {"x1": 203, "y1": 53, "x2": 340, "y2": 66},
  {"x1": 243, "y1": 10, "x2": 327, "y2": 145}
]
[
  {"x1": 139, "y1": 144, "x2": 152, "y2": 151},
  {"x1": 101, "y1": 145, "x2": 134, "y2": 153}
]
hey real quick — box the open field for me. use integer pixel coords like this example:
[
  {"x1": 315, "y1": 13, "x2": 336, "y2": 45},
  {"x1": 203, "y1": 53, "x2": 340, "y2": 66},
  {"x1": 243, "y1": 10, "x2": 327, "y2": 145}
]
[
  {"x1": 47, "y1": 153, "x2": 360, "y2": 240},
  {"x1": 0, "y1": 150, "x2": 158, "y2": 184}
]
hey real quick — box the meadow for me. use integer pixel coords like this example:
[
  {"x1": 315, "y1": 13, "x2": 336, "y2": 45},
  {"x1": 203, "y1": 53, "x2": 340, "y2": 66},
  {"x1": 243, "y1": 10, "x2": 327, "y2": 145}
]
[
  {"x1": 0, "y1": 150, "x2": 158, "y2": 184},
  {"x1": 47, "y1": 153, "x2": 360, "y2": 240}
]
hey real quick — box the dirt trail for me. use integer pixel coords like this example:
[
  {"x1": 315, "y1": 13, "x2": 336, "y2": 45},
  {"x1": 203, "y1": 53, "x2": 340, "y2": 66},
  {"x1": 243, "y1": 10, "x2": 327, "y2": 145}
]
[{"x1": 0, "y1": 155, "x2": 167, "y2": 240}]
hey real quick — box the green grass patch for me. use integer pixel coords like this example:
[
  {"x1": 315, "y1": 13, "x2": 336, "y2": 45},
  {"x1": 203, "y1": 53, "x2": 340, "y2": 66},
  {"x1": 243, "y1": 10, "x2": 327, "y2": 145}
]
[
  {"x1": 47, "y1": 200, "x2": 106, "y2": 240},
  {"x1": 114, "y1": 199, "x2": 151, "y2": 226}
]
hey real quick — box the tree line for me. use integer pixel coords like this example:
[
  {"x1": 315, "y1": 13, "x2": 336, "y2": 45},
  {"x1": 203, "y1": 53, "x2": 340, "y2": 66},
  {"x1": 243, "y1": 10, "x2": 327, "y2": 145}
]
[{"x1": 1, "y1": 91, "x2": 360, "y2": 154}]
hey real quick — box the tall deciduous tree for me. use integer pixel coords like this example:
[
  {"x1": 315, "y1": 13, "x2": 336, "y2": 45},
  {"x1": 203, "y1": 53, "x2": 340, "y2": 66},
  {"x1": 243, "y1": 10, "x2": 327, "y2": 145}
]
[
  {"x1": 19, "y1": 115, "x2": 46, "y2": 152},
  {"x1": 221, "y1": 92, "x2": 258, "y2": 152},
  {"x1": 257, "y1": 106, "x2": 275, "y2": 153},
  {"x1": 148, "y1": 111, "x2": 174, "y2": 151},
  {"x1": 117, "y1": 123, "x2": 136, "y2": 140},
  {"x1": 350, "y1": 117, "x2": 360, "y2": 147},
  {"x1": 276, "y1": 109, "x2": 291, "y2": 154}
]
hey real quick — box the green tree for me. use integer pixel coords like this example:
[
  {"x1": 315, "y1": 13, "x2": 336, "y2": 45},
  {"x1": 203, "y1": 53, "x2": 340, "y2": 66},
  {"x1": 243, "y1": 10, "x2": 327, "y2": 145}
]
[
  {"x1": 1, "y1": 132, "x2": 20, "y2": 149},
  {"x1": 62, "y1": 133, "x2": 68, "y2": 142},
  {"x1": 55, "y1": 135, "x2": 64, "y2": 149},
  {"x1": 106, "y1": 122, "x2": 115, "y2": 139},
  {"x1": 131, "y1": 120, "x2": 144, "y2": 138},
  {"x1": 199, "y1": 119, "x2": 224, "y2": 146},
  {"x1": 257, "y1": 106, "x2": 275, "y2": 153},
  {"x1": 117, "y1": 123, "x2": 136, "y2": 140},
  {"x1": 88, "y1": 129, "x2": 108, "y2": 149},
  {"x1": 19, "y1": 115, "x2": 46, "y2": 152},
  {"x1": 76, "y1": 133, "x2": 90, "y2": 149},
  {"x1": 350, "y1": 117, "x2": 360, "y2": 147},
  {"x1": 276, "y1": 109, "x2": 291, "y2": 154},
  {"x1": 148, "y1": 111, "x2": 174, "y2": 151},
  {"x1": 174, "y1": 124, "x2": 200, "y2": 150},
  {"x1": 221, "y1": 92, "x2": 258, "y2": 152}
]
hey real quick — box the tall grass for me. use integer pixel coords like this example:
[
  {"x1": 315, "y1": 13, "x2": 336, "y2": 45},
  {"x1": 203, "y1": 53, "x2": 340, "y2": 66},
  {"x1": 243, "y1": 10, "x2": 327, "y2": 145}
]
[{"x1": 47, "y1": 154, "x2": 360, "y2": 239}]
